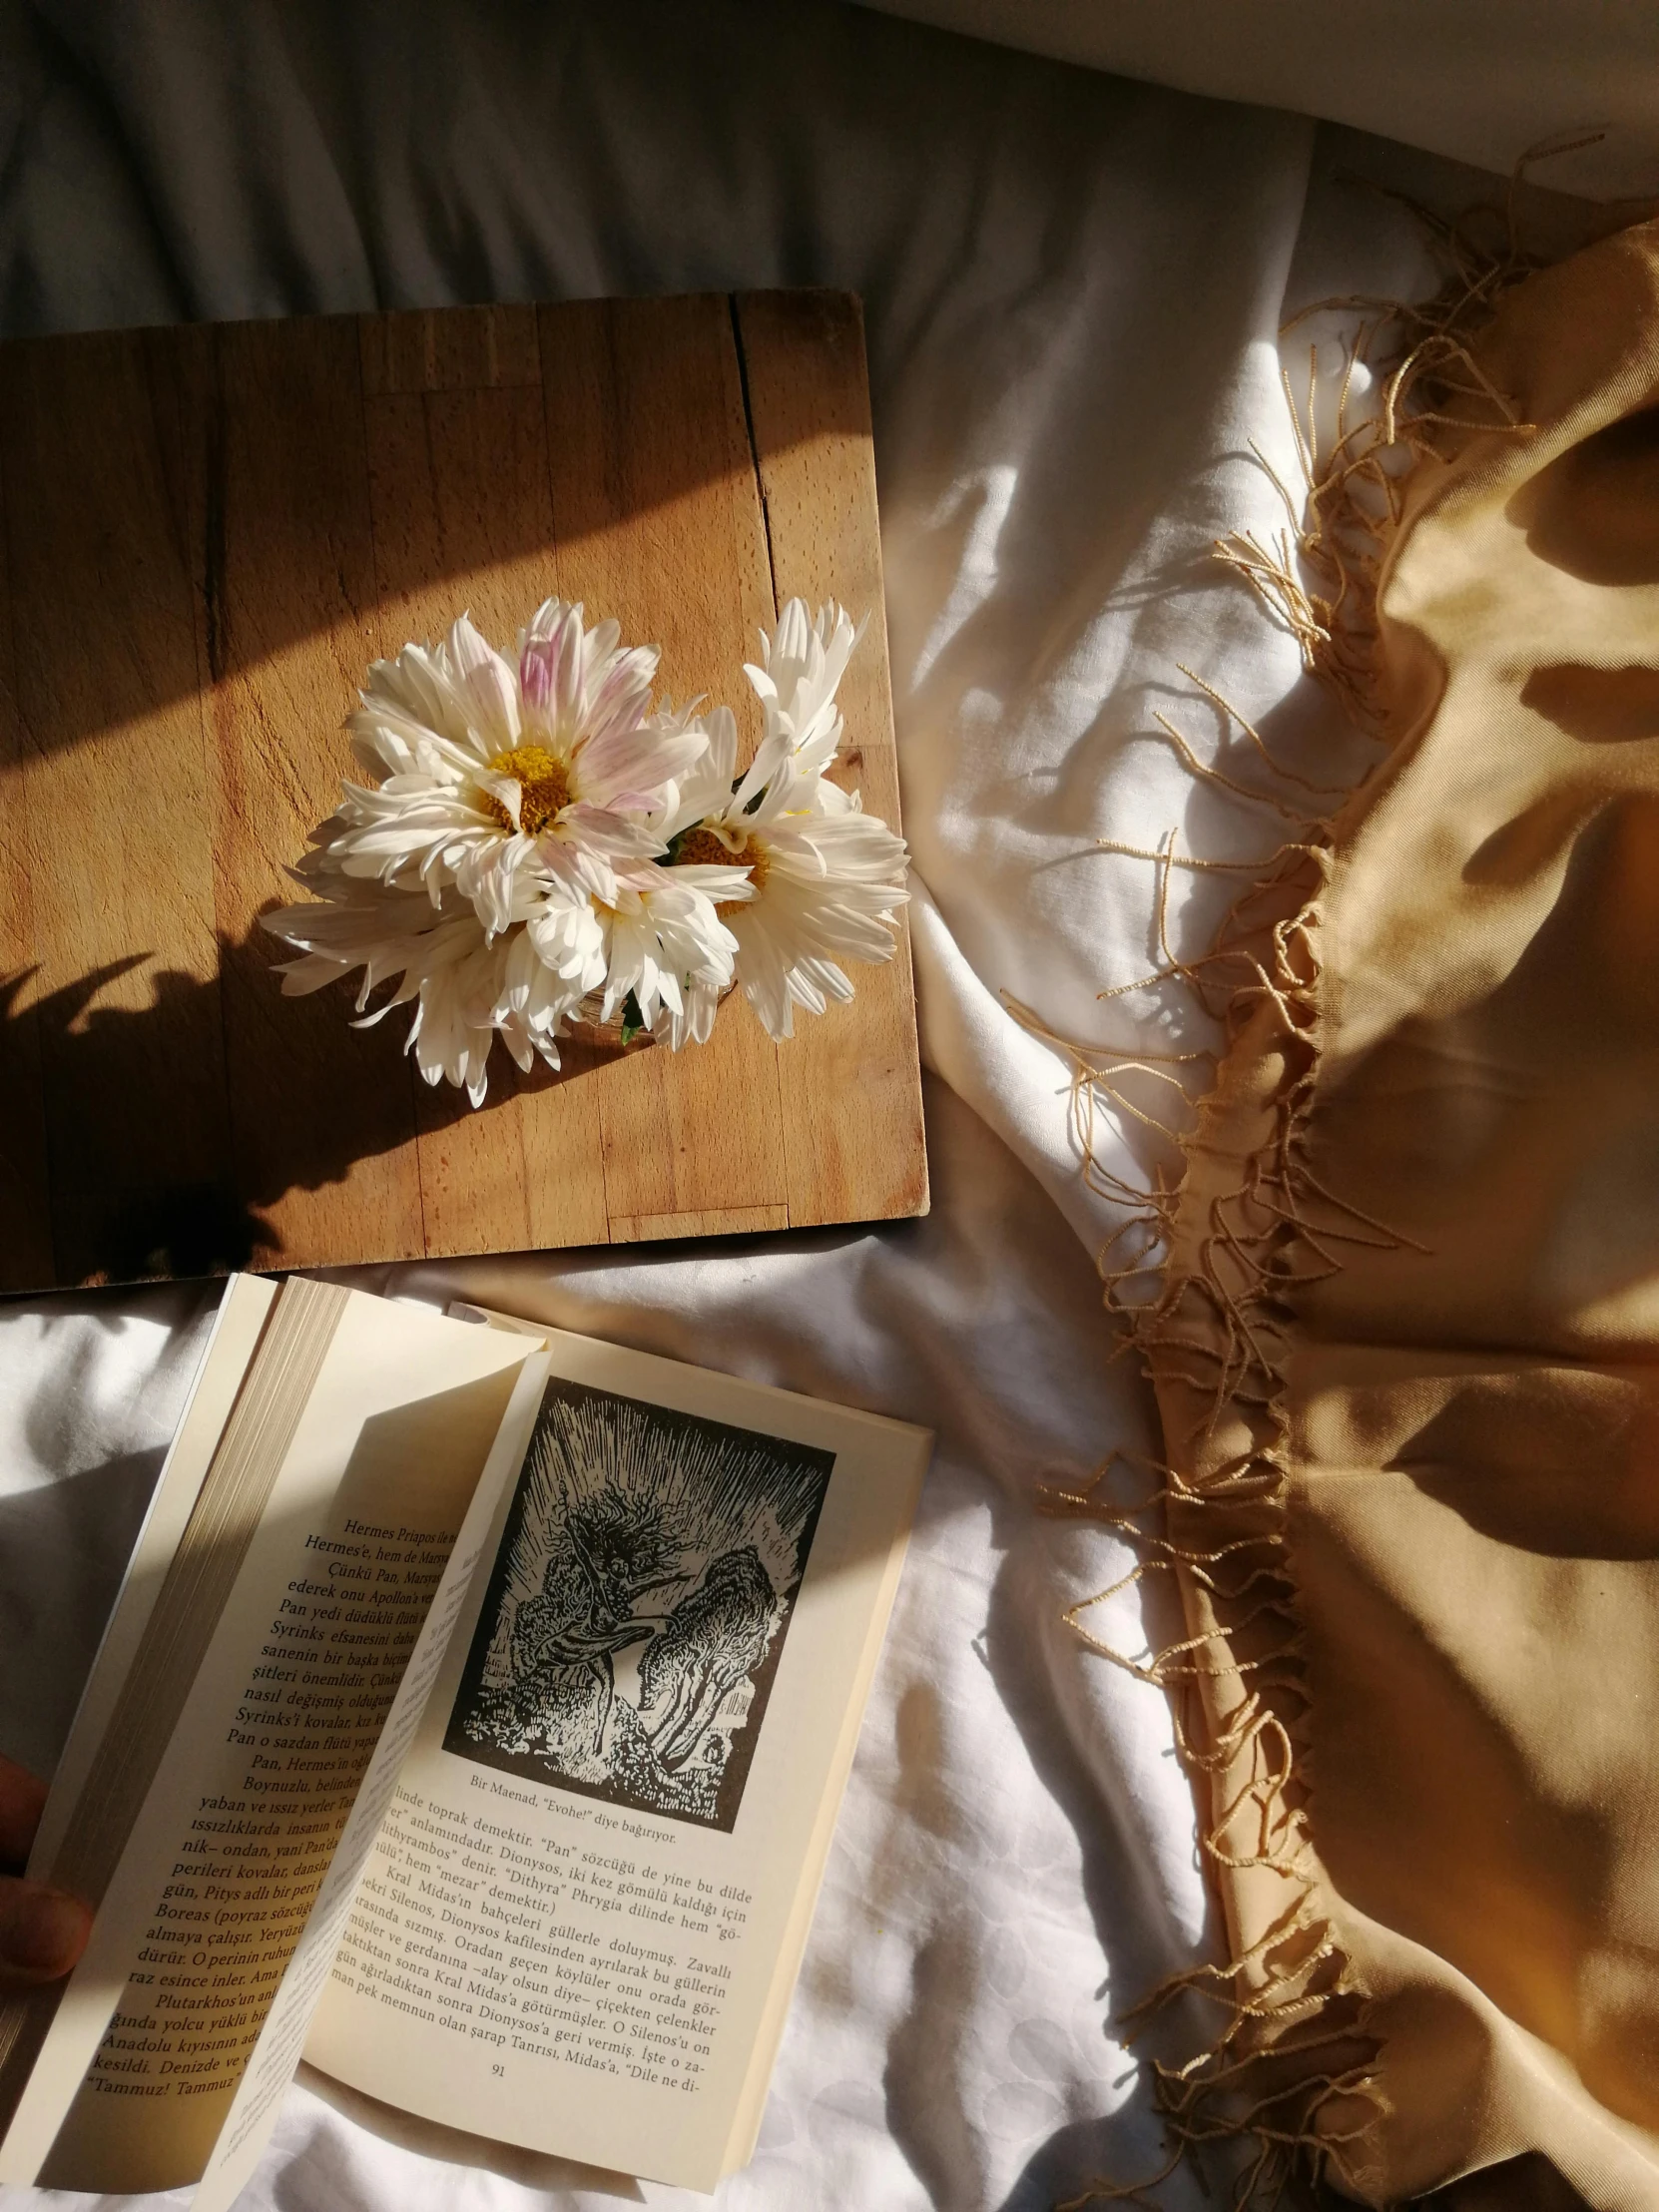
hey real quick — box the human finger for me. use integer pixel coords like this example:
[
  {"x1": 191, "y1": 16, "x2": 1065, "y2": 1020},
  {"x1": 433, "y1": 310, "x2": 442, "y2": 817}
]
[{"x1": 0, "y1": 1876, "x2": 91, "y2": 1988}]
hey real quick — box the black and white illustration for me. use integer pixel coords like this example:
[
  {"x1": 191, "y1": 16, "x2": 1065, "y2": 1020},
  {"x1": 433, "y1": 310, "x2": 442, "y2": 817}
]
[{"x1": 443, "y1": 1380, "x2": 834, "y2": 1830}]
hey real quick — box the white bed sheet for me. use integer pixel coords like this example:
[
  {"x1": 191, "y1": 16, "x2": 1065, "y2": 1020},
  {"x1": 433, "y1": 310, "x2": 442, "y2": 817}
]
[
  {"x1": 0, "y1": 3, "x2": 1514, "y2": 2205},
  {"x1": 858, "y1": 0, "x2": 1659, "y2": 201}
]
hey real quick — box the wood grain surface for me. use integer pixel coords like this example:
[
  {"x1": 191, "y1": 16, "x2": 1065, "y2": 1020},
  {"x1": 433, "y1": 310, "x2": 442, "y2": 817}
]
[{"x1": 0, "y1": 294, "x2": 927, "y2": 1290}]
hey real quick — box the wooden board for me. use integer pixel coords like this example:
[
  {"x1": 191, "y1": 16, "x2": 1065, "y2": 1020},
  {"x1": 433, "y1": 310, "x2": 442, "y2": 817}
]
[{"x1": 0, "y1": 295, "x2": 927, "y2": 1290}]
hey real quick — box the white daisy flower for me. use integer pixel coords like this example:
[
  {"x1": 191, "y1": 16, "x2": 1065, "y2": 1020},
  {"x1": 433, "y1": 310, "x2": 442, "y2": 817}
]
[
  {"x1": 263, "y1": 593, "x2": 904, "y2": 1100},
  {"x1": 517, "y1": 855, "x2": 752, "y2": 1037},
  {"x1": 321, "y1": 601, "x2": 706, "y2": 932},
  {"x1": 262, "y1": 879, "x2": 530, "y2": 1107},
  {"x1": 405, "y1": 931, "x2": 527, "y2": 1106},
  {"x1": 596, "y1": 861, "x2": 751, "y2": 1032},
  {"x1": 660, "y1": 687, "x2": 908, "y2": 1045}
]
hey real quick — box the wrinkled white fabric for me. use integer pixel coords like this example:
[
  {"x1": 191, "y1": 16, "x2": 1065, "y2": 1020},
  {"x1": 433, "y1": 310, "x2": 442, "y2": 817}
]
[
  {"x1": 0, "y1": 3, "x2": 1515, "y2": 2206},
  {"x1": 856, "y1": 0, "x2": 1659, "y2": 201}
]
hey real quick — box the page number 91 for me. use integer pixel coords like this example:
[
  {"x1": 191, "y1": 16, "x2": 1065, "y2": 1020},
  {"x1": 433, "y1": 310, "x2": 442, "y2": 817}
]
[{"x1": 491, "y1": 2062, "x2": 505, "y2": 2077}]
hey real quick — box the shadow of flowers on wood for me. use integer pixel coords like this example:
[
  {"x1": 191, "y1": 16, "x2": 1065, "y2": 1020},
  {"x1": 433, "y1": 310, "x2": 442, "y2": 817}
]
[{"x1": 0, "y1": 927, "x2": 620, "y2": 1291}]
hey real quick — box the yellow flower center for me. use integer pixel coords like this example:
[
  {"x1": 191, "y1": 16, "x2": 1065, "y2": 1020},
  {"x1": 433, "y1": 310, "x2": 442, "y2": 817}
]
[
  {"x1": 673, "y1": 826, "x2": 769, "y2": 915},
  {"x1": 483, "y1": 744, "x2": 571, "y2": 834}
]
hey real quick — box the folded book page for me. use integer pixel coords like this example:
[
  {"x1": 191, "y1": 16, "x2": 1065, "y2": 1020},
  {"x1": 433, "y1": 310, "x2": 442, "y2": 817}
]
[
  {"x1": 0, "y1": 1281, "x2": 544, "y2": 2198},
  {"x1": 302, "y1": 1323, "x2": 929, "y2": 2190}
]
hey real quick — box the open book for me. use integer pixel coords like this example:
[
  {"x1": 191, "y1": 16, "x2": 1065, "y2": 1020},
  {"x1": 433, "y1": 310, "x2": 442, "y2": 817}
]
[{"x1": 0, "y1": 1278, "x2": 929, "y2": 2202}]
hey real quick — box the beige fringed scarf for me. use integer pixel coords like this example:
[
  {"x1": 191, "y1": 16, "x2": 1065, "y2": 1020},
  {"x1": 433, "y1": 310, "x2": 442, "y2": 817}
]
[{"x1": 1131, "y1": 214, "x2": 1659, "y2": 2207}]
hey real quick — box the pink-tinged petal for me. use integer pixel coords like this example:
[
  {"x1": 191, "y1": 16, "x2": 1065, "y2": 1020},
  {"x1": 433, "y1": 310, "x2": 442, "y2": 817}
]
[
  {"x1": 578, "y1": 718, "x2": 706, "y2": 808},
  {"x1": 520, "y1": 608, "x2": 579, "y2": 732},
  {"x1": 519, "y1": 633, "x2": 555, "y2": 717},
  {"x1": 444, "y1": 614, "x2": 521, "y2": 750},
  {"x1": 580, "y1": 647, "x2": 658, "y2": 749},
  {"x1": 559, "y1": 801, "x2": 667, "y2": 858},
  {"x1": 535, "y1": 834, "x2": 618, "y2": 904}
]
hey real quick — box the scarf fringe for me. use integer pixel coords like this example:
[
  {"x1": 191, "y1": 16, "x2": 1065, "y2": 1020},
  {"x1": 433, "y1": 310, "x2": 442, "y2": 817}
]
[{"x1": 1023, "y1": 168, "x2": 1565, "y2": 2211}]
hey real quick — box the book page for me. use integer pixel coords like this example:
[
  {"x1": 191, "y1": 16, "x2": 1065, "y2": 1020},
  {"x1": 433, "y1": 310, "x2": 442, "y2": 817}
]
[
  {"x1": 0, "y1": 1276, "x2": 276, "y2": 2116},
  {"x1": 0, "y1": 1287, "x2": 542, "y2": 2197},
  {"x1": 719, "y1": 1511, "x2": 912, "y2": 2171},
  {"x1": 303, "y1": 1328, "x2": 929, "y2": 2193},
  {"x1": 28, "y1": 1276, "x2": 277, "y2": 1882},
  {"x1": 191, "y1": 1344, "x2": 550, "y2": 2212}
]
